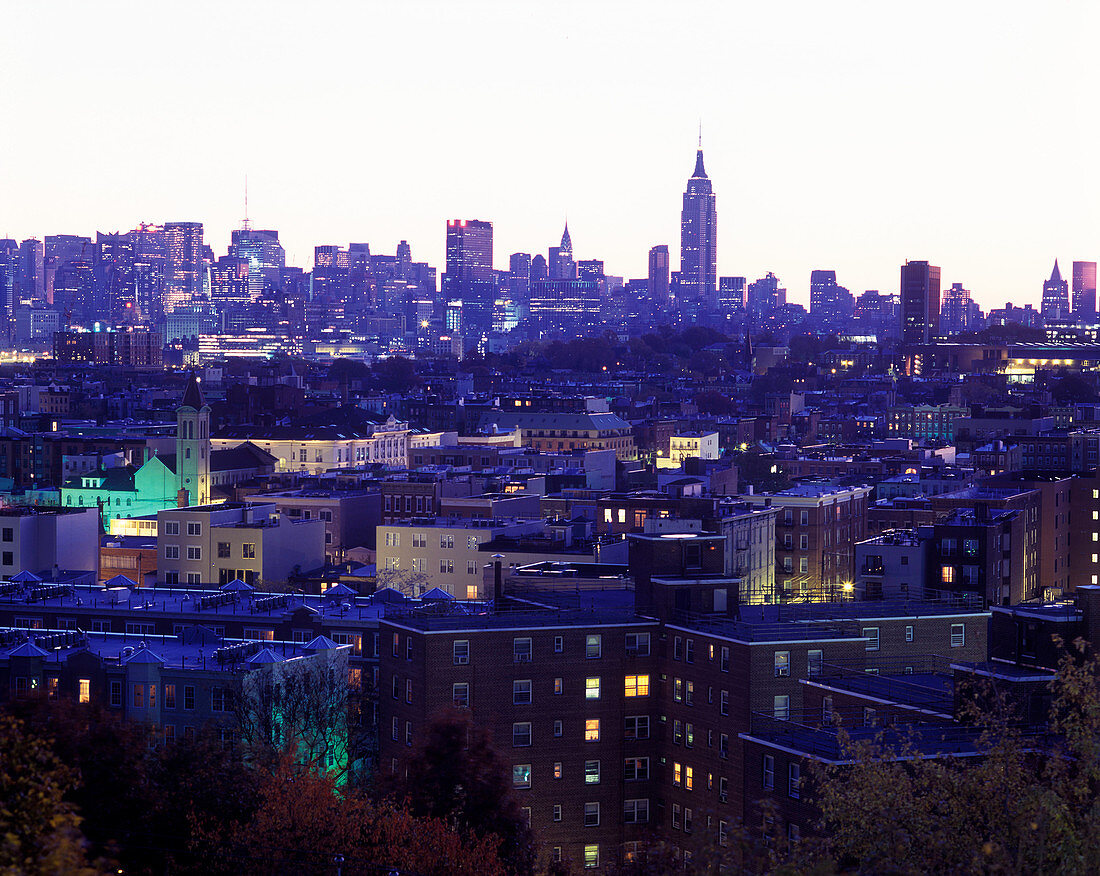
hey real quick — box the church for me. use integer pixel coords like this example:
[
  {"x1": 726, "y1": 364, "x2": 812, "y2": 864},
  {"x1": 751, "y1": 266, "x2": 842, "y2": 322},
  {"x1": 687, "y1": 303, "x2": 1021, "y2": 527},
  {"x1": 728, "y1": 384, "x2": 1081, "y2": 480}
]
[{"x1": 60, "y1": 373, "x2": 277, "y2": 526}]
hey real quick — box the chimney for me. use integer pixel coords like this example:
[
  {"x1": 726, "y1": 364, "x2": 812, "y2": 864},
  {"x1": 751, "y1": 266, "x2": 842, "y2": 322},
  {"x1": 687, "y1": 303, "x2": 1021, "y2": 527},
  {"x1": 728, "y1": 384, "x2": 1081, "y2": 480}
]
[{"x1": 492, "y1": 553, "x2": 505, "y2": 604}]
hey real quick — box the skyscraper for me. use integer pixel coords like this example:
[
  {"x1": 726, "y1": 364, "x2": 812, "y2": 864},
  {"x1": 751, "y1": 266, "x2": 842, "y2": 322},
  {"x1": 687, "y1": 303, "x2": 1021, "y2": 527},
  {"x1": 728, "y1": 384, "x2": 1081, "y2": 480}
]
[
  {"x1": 549, "y1": 224, "x2": 576, "y2": 280},
  {"x1": 229, "y1": 228, "x2": 285, "y2": 298},
  {"x1": 809, "y1": 269, "x2": 854, "y2": 332},
  {"x1": 1073, "y1": 261, "x2": 1097, "y2": 325},
  {"x1": 940, "y1": 283, "x2": 982, "y2": 335},
  {"x1": 442, "y1": 219, "x2": 495, "y2": 339},
  {"x1": 648, "y1": 245, "x2": 670, "y2": 306},
  {"x1": 1041, "y1": 260, "x2": 1070, "y2": 322},
  {"x1": 163, "y1": 222, "x2": 205, "y2": 312},
  {"x1": 900, "y1": 260, "x2": 941, "y2": 345},
  {"x1": 679, "y1": 142, "x2": 717, "y2": 312},
  {"x1": 17, "y1": 239, "x2": 43, "y2": 302}
]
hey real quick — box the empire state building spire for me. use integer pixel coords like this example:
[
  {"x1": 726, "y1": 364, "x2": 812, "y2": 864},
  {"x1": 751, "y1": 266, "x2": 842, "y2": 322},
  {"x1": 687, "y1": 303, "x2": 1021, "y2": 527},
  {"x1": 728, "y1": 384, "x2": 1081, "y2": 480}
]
[{"x1": 680, "y1": 138, "x2": 718, "y2": 315}]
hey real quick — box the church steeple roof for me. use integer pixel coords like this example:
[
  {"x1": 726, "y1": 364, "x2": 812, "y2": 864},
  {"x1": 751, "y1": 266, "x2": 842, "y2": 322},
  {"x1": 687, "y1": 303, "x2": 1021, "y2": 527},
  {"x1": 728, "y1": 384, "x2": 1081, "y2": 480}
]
[
  {"x1": 560, "y1": 222, "x2": 572, "y2": 254},
  {"x1": 180, "y1": 371, "x2": 207, "y2": 410},
  {"x1": 1050, "y1": 259, "x2": 1063, "y2": 284}
]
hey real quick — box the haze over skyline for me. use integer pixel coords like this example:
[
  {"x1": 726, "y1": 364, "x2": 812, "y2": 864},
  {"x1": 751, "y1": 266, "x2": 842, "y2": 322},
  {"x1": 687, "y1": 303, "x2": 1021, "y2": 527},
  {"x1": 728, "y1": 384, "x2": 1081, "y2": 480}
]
[{"x1": 2, "y1": 0, "x2": 1097, "y2": 309}]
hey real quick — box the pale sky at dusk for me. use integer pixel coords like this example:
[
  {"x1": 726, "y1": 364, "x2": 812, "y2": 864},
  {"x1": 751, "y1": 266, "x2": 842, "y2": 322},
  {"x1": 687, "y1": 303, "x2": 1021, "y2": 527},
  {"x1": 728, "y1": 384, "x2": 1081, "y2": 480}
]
[{"x1": 2, "y1": 1, "x2": 1097, "y2": 309}]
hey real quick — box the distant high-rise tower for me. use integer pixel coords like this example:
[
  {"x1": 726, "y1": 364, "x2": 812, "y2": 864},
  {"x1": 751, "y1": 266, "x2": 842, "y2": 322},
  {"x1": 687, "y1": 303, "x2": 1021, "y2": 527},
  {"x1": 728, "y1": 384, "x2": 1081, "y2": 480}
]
[
  {"x1": 648, "y1": 245, "x2": 670, "y2": 305},
  {"x1": 900, "y1": 261, "x2": 941, "y2": 345},
  {"x1": 940, "y1": 283, "x2": 982, "y2": 335},
  {"x1": 442, "y1": 219, "x2": 495, "y2": 339},
  {"x1": 1041, "y1": 260, "x2": 1070, "y2": 322},
  {"x1": 679, "y1": 141, "x2": 717, "y2": 312},
  {"x1": 1072, "y1": 261, "x2": 1097, "y2": 325},
  {"x1": 229, "y1": 228, "x2": 285, "y2": 298},
  {"x1": 549, "y1": 224, "x2": 577, "y2": 280},
  {"x1": 809, "y1": 269, "x2": 854, "y2": 332},
  {"x1": 163, "y1": 222, "x2": 204, "y2": 312},
  {"x1": 176, "y1": 371, "x2": 211, "y2": 507},
  {"x1": 17, "y1": 239, "x2": 43, "y2": 302}
]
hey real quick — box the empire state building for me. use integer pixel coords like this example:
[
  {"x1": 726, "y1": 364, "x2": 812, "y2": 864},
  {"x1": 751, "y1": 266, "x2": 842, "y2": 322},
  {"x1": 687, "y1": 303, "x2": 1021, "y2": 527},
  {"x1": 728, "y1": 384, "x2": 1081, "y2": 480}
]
[{"x1": 679, "y1": 143, "x2": 718, "y2": 313}]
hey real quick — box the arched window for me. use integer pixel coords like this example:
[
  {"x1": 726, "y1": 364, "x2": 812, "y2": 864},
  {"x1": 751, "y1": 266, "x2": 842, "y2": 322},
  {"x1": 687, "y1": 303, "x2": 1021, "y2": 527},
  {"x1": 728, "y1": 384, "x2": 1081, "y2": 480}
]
[{"x1": 185, "y1": 449, "x2": 191, "y2": 459}]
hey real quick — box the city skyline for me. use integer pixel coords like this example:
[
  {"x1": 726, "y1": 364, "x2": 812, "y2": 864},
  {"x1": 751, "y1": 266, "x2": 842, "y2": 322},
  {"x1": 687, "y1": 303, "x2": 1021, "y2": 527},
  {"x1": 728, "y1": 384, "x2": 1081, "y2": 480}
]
[{"x1": 2, "y1": 1, "x2": 1098, "y2": 308}]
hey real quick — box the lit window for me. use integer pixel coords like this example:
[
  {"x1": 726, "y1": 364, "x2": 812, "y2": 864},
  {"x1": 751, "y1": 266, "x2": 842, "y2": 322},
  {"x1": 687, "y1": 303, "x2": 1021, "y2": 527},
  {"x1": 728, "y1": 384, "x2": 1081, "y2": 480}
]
[
  {"x1": 584, "y1": 844, "x2": 599, "y2": 869},
  {"x1": 685, "y1": 765, "x2": 694, "y2": 791},
  {"x1": 624, "y1": 674, "x2": 649, "y2": 697},
  {"x1": 78, "y1": 678, "x2": 91, "y2": 704},
  {"x1": 585, "y1": 634, "x2": 601, "y2": 658},
  {"x1": 673, "y1": 762, "x2": 682, "y2": 786},
  {"x1": 584, "y1": 760, "x2": 600, "y2": 784},
  {"x1": 941, "y1": 565, "x2": 955, "y2": 583},
  {"x1": 585, "y1": 677, "x2": 601, "y2": 700},
  {"x1": 585, "y1": 719, "x2": 600, "y2": 742},
  {"x1": 774, "y1": 651, "x2": 790, "y2": 677},
  {"x1": 512, "y1": 764, "x2": 531, "y2": 788}
]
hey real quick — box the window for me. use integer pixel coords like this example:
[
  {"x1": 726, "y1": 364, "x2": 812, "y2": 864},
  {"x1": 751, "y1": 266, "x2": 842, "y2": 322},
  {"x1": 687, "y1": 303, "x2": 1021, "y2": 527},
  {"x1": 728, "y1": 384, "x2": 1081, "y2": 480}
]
[
  {"x1": 217, "y1": 542, "x2": 230, "y2": 558},
  {"x1": 1, "y1": 527, "x2": 10, "y2": 542},
  {"x1": 905, "y1": 625, "x2": 914, "y2": 643},
  {"x1": 789, "y1": 763, "x2": 801, "y2": 798},
  {"x1": 242, "y1": 543, "x2": 256, "y2": 559},
  {"x1": 674, "y1": 678, "x2": 683, "y2": 702},
  {"x1": 684, "y1": 807, "x2": 693, "y2": 833},
  {"x1": 406, "y1": 679, "x2": 413, "y2": 704},
  {"x1": 685, "y1": 765, "x2": 694, "y2": 790},
  {"x1": 512, "y1": 722, "x2": 532, "y2": 747},
  {"x1": 466, "y1": 560, "x2": 477, "y2": 575},
  {"x1": 585, "y1": 677, "x2": 601, "y2": 699},
  {"x1": 211, "y1": 688, "x2": 228, "y2": 712},
  {"x1": 685, "y1": 722, "x2": 694, "y2": 748},
  {"x1": 453, "y1": 683, "x2": 469, "y2": 707},
  {"x1": 951, "y1": 624, "x2": 965, "y2": 648},
  {"x1": 187, "y1": 522, "x2": 201, "y2": 536},
  {"x1": 585, "y1": 760, "x2": 600, "y2": 784},
  {"x1": 774, "y1": 650, "x2": 790, "y2": 677},
  {"x1": 673, "y1": 719, "x2": 683, "y2": 744},
  {"x1": 553, "y1": 677, "x2": 563, "y2": 694},
  {"x1": 453, "y1": 640, "x2": 469, "y2": 665},
  {"x1": 673, "y1": 762, "x2": 683, "y2": 786},
  {"x1": 165, "y1": 684, "x2": 176, "y2": 709},
  {"x1": 672, "y1": 802, "x2": 681, "y2": 829},
  {"x1": 553, "y1": 719, "x2": 563, "y2": 737},
  {"x1": 163, "y1": 521, "x2": 179, "y2": 535},
  {"x1": 686, "y1": 680, "x2": 694, "y2": 705},
  {"x1": 184, "y1": 685, "x2": 195, "y2": 710},
  {"x1": 164, "y1": 545, "x2": 179, "y2": 560},
  {"x1": 624, "y1": 674, "x2": 649, "y2": 697},
  {"x1": 585, "y1": 634, "x2": 601, "y2": 658},
  {"x1": 553, "y1": 804, "x2": 562, "y2": 822},
  {"x1": 110, "y1": 681, "x2": 122, "y2": 707},
  {"x1": 822, "y1": 695, "x2": 834, "y2": 724},
  {"x1": 719, "y1": 776, "x2": 729, "y2": 802},
  {"x1": 513, "y1": 638, "x2": 532, "y2": 663},
  {"x1": 78, "y1": 679, "x2": 91, "y2": 704},
  {"x1": 807, "y1": 649, "x2": 823, "y2": 677},
  {"x1": 553, "y1": 635, "x2": 563, "y2": 653},
  {"x1": 624, "y1": 757, "x2": 649, "y2": 780},
  {"x1": 625, "y1": 631, "x2": 650, "y2": 655},
  {"x1": 186, "y1": 546, "x2": 201, "y2": 560},
  {"x1": 584, "y1": 845, "x2": 599, "y2": 869},
  {"x1": 720, "y1": 690, "x2": 729, "y2": 716},
  {"x1": 439, "y1": 559, "x2": 454, "y2": 574},
  {"x1": 720, "y1": 645, "x2": 730, "y2": 672},
  {"x1": 512, "y1": 764, "x2": 531, "y2": 788},
  {"x1": 585, "y1": 719, "x2": 600, "y2": 741},
  {"x1": 941, "y1": 564, "x2": 955, "y2": 584},
  {"x1": 773, "y1": 695, "x2": 790, "y2": 720},
  {"x1": 624, "y1": 798, "x2": 649, "y2": 823},
  {"x1": 584, "y1": 802, "x2": 600, "y2": 827},
  {"x1": 625, "y1": 715, "x2": 649, "y2": 739},
  {"x1": 686, "y1": 639, "x2": 695, "y2": 663},
  {"x1": 864, "y1": 707, "x2": 877, "y2": 726},
  {"x1": 763, "y1": 755, "x2": 775, "y2": 789},
  {"x1": 554, "y1": 762, "x2": 563, "y2": 779},
  {"x1": 862, "y1": 627, "x2": 880, "y2": 651},
  {"x1": 719, "y1": 733, "x2": 729, "y2": 759}
]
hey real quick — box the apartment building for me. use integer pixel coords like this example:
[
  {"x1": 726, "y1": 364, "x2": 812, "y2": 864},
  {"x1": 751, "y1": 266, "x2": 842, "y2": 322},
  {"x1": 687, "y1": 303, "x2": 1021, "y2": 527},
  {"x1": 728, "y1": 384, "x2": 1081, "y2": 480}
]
[
  {"x1": 740, "y1": 482, "x2": 872, "y2": 602},
  {"x1": 245, "y1": 489, "x2": 382, "y2": 562},
  {"x1": 0, "y1": 506, "x2": 99, "y2": 578},
  {"x1": 157, "y1": 502, "x2": 324, "y2": 587}
]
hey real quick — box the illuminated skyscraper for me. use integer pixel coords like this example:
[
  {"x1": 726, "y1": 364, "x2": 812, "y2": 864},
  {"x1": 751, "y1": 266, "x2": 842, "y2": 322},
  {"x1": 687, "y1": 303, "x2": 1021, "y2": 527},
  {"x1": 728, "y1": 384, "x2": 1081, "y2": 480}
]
[
  {"x1": 17, "y1": 239, "x2": 43, "y2": 301},
  {"x1": 900, "y1": 260, "x2": 941, "y2": 345},
  {"x1": 648, "y1": 245, "x2": 670, "y2": 306},
  {"x1": 809, "y1": 269, "x2": 854, "y2": 333},
  {"x1": 1041, "y1": 260, "x2": 1070, "y2": 322},
  {"x1": 229, "y1": 228, "x2": 285, "y2": 298},
  {"x1": 549, "y1": 224, "x2": 576, "y2": 280},
  {"x1": 163, "y1": 221, "x2": 204, "y2": 312},
  {"x1": 1073, "y1": 261, "x2": 1097, "y2": 324},
  {"x1": 679, "y1": 142, "x2": 717, "y2": 312},
  {"x1": 442, "y1": 219, "x2": 495, "y2": 338}
]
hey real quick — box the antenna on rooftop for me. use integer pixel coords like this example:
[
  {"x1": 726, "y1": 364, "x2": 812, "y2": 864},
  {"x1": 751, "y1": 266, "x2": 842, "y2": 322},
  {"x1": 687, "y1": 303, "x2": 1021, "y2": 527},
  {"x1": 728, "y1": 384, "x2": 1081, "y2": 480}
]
[{"x1": 242, "y1": 176, "x2": 251, "y2": 231}]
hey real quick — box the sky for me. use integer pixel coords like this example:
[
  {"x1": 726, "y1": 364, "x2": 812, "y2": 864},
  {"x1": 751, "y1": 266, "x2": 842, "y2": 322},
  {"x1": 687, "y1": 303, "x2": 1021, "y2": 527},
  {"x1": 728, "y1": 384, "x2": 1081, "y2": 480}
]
[{"x1": 2, "y1": 0, "x2": 1098, "y2": 309}]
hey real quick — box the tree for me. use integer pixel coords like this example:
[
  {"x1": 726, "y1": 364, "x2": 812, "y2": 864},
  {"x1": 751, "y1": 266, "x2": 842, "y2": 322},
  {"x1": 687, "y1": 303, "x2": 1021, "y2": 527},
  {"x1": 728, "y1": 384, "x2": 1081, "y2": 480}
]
[
  {"x1": 391, "y1": 707, "x2": 537, "y2": 875},
  {"x1": 199, "y1": 757, "x2": 506, "y2": 876},
  {"x1": 807, "y1": 638, "x2": 1100, "y2": 875},
  {"x1": 0, "y1": 714, "x2": 98, "y2": 875},
  {"x1": 375, "y1": 566, "x2": 434, "y2": 596},
  {"x1": 372, "y1": 355, "x2": 420, "y2": 393}
]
